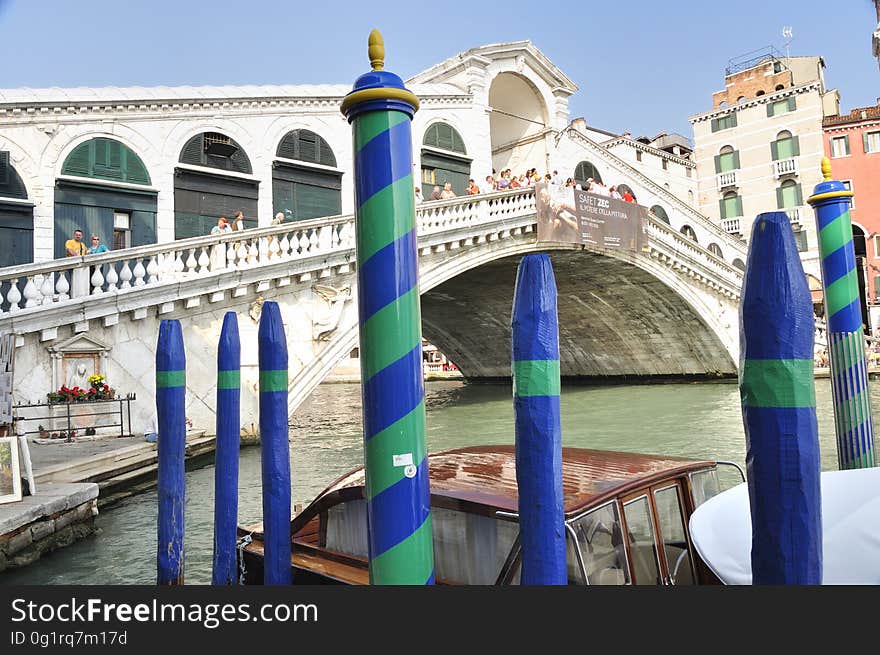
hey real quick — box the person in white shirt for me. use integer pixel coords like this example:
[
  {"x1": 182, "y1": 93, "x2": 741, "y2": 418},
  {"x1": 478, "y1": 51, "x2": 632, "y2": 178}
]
[{"x1": 414, "y1": 187, "x2": 424, "y2": 204}]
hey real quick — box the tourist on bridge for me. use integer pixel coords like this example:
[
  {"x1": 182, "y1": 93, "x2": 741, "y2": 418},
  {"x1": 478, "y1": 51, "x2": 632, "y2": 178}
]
[
  {"x1": 87, "y1": 234, "x2": 108, "y2": 254},
  {"x1": 414, "y1": 186, "x2": 424, "y2": 204},
  {"x1": 485, "y1": 175, "x2": 496, "y2": 191},
  {"x1": 609, "y1": 186, "x2": 622, "y2": 200},
  {"x1": 622, "y1": 188, "x2": 636, "y2": 203},
  {"x1": 440, "y1": 182, "x2": 456, "y2": 199},
  {"x1": 211, "y1": 217, "x2": 231, "y2": 235},
  {"x1": 467, "y1": 179, "x2": 480, "y2": 195},
  {"x1": 231, "y1": 211, "x2": 245, "y2": 232},
  {"x1": 429, "y1": 185, "x2": 442, "y2": 201},
  {"x1": 65, "y1": 229, "x2": 87, "y2": 257}
]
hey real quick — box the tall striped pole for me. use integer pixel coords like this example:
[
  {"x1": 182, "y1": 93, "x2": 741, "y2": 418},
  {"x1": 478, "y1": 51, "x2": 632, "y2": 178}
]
[
  {"x1": 341, "y1": 30, "x2": 434, "y2": 585},
  {"x1": 258, "y1": 301, "x2": 291, "y2": 585},
  {"x1": 511, "y1": 254, "x2": 567, "y2": 585},
  {"x1": 156, "y1": 319, "x2": 186, "y2": 585},
  {"x1": 740, "y1": 212, "x2": 822, "y2": 584},
  {"x1": 807, "y1": 157, "x2": 876, "y2": 469},
  {"x1": 212, "y1": 311, "x2": 240, "y2": 585}
]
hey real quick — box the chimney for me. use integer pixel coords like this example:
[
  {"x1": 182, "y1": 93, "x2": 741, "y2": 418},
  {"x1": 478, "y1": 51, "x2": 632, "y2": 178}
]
[{"x1": 571, "y1": 117, "x2": 587, "y2": 132}]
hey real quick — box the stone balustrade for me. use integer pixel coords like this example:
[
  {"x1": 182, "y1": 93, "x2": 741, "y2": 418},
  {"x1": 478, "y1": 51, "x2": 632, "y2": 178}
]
[{"x1": 0, "y1": 188, "x2": 742, "y2": 337}]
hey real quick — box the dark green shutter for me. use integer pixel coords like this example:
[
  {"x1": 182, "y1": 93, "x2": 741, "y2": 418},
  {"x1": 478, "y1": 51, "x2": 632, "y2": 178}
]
[
  {"x1": 791, "y1": 136, "x2": 800, "y2": 157},
  {"x1": 719, "y1": 198, "x2": 726, "y2": 220},
  {"x1": 766, "y1": 103, "x2": 774, "y2": 118},
  {"x1": 788, "y1": 97, "x2": 796, "y2": 112},
  {"x1": 735, "y1": 195, "x2": 743, "y2": 217},
  {"x1": 732, "y1": 150, "x2": 740, "y2": 169},
  {"x1": 844, "y1": 135, "x2": 851, "y2": 155},
  {"x1": 776, "y1": 187, "x2": 784, "y2": 209},
  {"x1": 795, "y1": 184, "x2": 803, "y2": 206},
  {"x1": 771, "y1": 140, "x2": 779, "y2": 161},
  {"x1": 864, "y1": 132, "x2": 870, "y2": 154},
  {"x1": 423, "y1": 123, "x2": 467, "y2": 155},
  {"x1": 0, "y1": 151, "x2": 8, "y2": 186},
  {"x1": 711, "y1": 118, "x2": 719, "y2": 133},
  {"x1": 62, "y1": 143, "x2": 92, "y2": 176},
  {"x1": 714, "y1": 155, "x2": 721, "y2": 174}
]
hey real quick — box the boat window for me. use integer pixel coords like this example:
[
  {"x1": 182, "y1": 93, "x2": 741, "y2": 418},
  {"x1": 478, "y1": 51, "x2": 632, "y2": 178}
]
[
  {"x1": 325, "y1": 499, "x2": 369, "y2": 558},
  {"x1": 432, "y1": 508, "x2": 519, "y2": 584},
  {"x1": 653, "y1": 485, "x2": 696, "y2": 585},
  {"x1": 622, "y1": 496, "x2": 662, "y2": 585},
  {"x1": 690, "y1": 468, "x2": 721, "y2": 508},
  {"x1": 569, "y1": 502, "x2": 630, "y2": 585}
]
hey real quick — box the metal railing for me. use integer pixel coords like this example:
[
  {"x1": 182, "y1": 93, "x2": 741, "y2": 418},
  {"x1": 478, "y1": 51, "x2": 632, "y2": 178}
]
[{"x1": 12, "y1": 393, "x2": 135, "y2": 440}]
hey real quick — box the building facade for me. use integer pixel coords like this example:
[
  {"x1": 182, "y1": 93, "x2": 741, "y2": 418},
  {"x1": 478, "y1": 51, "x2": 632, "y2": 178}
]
[
  {"x1": 823, "y1": 102, "x2": 880, "y2": 328},
  {"x1": 0, "y1": 41, "x2": 724, "y2": 271},
  {"x1": 689, "y1": 50, "x2": 840, "y2": 281}
]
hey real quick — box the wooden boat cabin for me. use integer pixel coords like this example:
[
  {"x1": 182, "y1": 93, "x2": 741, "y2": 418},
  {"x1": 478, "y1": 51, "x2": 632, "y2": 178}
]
[{"x1": 238, "y1": 445, "x2": 742, "y2": 585}]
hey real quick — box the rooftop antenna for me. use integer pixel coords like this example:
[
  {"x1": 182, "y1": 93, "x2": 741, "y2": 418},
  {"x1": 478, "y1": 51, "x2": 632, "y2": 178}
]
[{"x1": 782, "y1": 26, "x2": 794, "y2": 59}]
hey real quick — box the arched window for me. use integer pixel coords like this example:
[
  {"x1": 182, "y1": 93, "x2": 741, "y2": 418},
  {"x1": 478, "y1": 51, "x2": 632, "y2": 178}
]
[
  {"x1": 650, "y1": 205, "x2": 669, "y2": 224},
  {"x1": 707, "y1": 242, "x2": 723, "y2": 258},
  {"x1": 276, "y1": 130, "x2": 337, "y2": 167},
  {"x1": 174, "y1": 132, "x2": 256, "y2": 239},
  {"x1": 687, "y1": 190, "x2": 694, "y2": 206},
  {"x1": 421, "y1": 123, "x2": 471, "y2": 197},
  {"x1": 771, "y1": 130, "x2": 799, "y2": 162},
  {"x1": 777, "y1": 179, "x2": 802, "y2": 209},
  {"x1": 0, "y1": 151, "x2": 33, "y2": 267},
  {"x1": 61, "y1": 137, "x2": 151, "y2": 185},
  {"x1": 756, "y1": 90, "x2": 765, "y2": 96},
  {"x1": 273, "y1": 130, "x2": 341, "y2": 221},
  {"x1": 680, "y1": 225, "x2": 698, "y2": 242},
  {"x1": 775, "y1": 84, "x2": 785, "y2": 91},
  {"x1": 732, "y1": 258, "x2": 745, "y2": 271},
  {"x1": 737, "y1": 96, "x2": 746, "y2": 103},
  {"x1": 716, "y1": 145, "x2": 739, "y2": 175},
  {"x1": 720, "y1": 191, "x2": 742, "y2": 219},
  {"x1": 617, "y1": 183, "x2": 634, "y2": 198},
  {"x1": 179, "y1": 132, "x2": 252, "y2": 174},
  {"x1": 574, "y1": 161, "x2": 602, "y2": 187},
  {"x1": 55, "y1": 138, "x2": 157, "y2": 258}
]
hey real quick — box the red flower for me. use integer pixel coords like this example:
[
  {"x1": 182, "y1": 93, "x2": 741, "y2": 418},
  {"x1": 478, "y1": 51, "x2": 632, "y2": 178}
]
[
  {"x1": 89, "y1": 387, "x2": 97, "y2": 393},
  {"x1": 103, "y1": 385, "x2": 109, "y2": 391}
]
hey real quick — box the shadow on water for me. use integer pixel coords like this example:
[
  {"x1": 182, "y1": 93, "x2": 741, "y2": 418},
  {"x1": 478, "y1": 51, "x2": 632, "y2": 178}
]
[{"x1": 1, "y1": 377, "x2": 871, "y2": 584}]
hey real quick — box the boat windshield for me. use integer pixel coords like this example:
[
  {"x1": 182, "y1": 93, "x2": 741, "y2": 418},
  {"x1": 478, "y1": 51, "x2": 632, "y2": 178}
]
[
  {"x1": 690, "y1": 468, "x2": 722, "y2": 508},
  {"x1": 568, "y1": 502, "x2": 630, "y2": 585}
]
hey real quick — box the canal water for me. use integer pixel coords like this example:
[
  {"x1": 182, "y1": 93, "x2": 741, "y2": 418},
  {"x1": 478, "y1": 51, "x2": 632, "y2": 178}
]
[{"x1": 1, "y1": 378, "x2": 870, "y2": 584}]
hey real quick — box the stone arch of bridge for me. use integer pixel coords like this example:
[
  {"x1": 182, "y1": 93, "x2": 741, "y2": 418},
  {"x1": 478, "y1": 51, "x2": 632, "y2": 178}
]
[{"x1": 287, "y1": 239, "x2": 736, "y2": 415}]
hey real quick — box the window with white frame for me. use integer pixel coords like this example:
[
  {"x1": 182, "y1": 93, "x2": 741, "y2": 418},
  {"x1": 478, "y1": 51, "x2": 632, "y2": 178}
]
[
  {"x1": 864, "y1": 131, "x2": 880, "y2": 154},
  {"x1": 874, "y1": 234, "x2": 880, "y2": 258},
  {"x1": 831, "y1": 135, "x2": 850, "y2": 158},
  {"x1": 842, "y1": 180, "x2": 854, "y2": 209}
]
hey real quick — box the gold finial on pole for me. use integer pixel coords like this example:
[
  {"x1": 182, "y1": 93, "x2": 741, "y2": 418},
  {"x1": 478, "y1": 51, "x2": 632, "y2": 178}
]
[
  {"x1": 821, "y1": 156, "x2": 832, "y2": 181},
  {"x1": 368, "y1": 29, "x2": 385, "y2": 71}
]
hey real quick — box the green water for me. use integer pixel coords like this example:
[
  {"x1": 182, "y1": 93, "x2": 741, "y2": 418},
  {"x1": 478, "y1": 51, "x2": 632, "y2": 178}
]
[{"x1": 1, "y1": 378, "x2": 870, "y2": 584}]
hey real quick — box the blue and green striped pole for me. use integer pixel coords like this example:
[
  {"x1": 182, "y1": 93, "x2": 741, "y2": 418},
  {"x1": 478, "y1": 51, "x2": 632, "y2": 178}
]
[
  {"x1": 341, "y1": 30, "x2": 434, "y2": 585},
  {"x1": 156, "y1": 319, "x2": 186, "y2": 585},
  {"x1": 511, "y1": 254, "x2": 567, "y2": 585},
  {"x1": 740, "y1": 212, "x2": 822, "y2": 584},
  {"x1": 808, "y1": 157, "x2": 876, "y2": 469},
  {"x1": 212, "y1": 311, "x2": 240, "y2": 585},
  {"x1": 258, "y1": 301, "x2": 291, "y2": 585}
]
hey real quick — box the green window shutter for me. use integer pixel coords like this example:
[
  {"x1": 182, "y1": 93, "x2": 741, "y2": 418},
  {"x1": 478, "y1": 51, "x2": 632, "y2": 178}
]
[
  {"x1": 735, "y1": 195, "x2": 743, "y2": 217},
  {"x1": 61, "y1": 142, "x2": 92, "y2": 177},
  {"x1": 0, "y1": 151, "x2": 8, "y2": 185},
  {"x1": 844, "y1": 134, "x2": 851, "y2": 155},
  {"x1": 719, "y1": 198, "x2": 726, "y2": 220},
  {"x1": 711, "y1": 118, "x2": 719, "y2": 132},
  {"x1": 788, "y1": 97, "x2": 796, "y2": 112},
  {"x1": 791, "y1": 136, "x2": 800, "y2": 156},
  {"x1": 864, "y1": 132, "x2": 870, "y2": 154},
  {"x1": 714, "y1": 154, "x2": 721, "y2": 174},
  {"x1": 180, "y1": 135, "x2": 204, "y2": 165},
  {"x1": 770, "y1": 140, "x2": 779, "y2": 161},
  {"x1": 732, "y1": 150, "x2": 740, "y2": 169},
  {"x1": 766, "y1": 103, "x2": 774, "y2": 118},
  {"x1": 874, "y1": 275, "x2": 880, "y2": 296},
  {"x1": 776, "y1": 186, "x2": 784, "y2": 209},
  {"x1": 795, "y1": 184, "x2": 803, "y2": 206},
  {"x1": 730, "y1": 113, "x2": 737, "y2": 128}
]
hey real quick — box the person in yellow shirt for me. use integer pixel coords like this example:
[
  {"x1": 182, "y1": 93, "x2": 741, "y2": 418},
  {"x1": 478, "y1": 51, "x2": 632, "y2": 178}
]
[{"x1": 65, "y1": 229, "x2": 86, "y2": 256}]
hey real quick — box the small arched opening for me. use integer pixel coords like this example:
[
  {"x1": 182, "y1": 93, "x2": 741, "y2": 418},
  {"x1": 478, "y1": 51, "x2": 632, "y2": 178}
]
[
  {"x1": 574, "y1": 161, "x2": 602, "y2": 188},
  {"x1": 649, "y1": 205, "x2": 670, "y2": 224},
  {"x1": 273, "y1": 129, "x2": 341, "y2": 222},
  {"x1": 421, "y1": 123, "x2": 471, "y2": 198}
]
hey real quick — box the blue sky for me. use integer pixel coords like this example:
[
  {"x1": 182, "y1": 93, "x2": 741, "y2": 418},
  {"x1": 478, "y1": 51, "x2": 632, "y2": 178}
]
[{"x1": 1, "y1": 1, "x2": 878, "y2": 139}]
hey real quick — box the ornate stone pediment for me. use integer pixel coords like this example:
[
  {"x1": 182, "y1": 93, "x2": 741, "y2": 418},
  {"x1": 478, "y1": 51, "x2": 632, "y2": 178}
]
[{"x1": 47, "y1": 334, "x2": 111, "y2": 391}]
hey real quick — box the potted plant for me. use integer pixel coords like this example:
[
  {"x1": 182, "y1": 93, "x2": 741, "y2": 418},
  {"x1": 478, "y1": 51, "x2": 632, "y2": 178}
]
[{"x1": 38, "y1": 424, "x2": 48, "y2": 439}]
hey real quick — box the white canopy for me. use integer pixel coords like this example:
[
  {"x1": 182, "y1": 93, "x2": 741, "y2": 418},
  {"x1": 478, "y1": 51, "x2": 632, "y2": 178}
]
[{"x1": 689, "y1": 467, "x2": 880, "y2": 584}]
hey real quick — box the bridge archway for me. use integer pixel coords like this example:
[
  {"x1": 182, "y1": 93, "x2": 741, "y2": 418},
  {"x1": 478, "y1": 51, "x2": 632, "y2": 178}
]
[{"x1": 488, "y1": 72, "x2": 549, "y2": 175}]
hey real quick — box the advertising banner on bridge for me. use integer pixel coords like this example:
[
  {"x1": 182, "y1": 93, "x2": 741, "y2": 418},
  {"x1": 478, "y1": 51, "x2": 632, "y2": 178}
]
[{"x1": 535, "y1": 181, "x2": 647, "y2": 251}]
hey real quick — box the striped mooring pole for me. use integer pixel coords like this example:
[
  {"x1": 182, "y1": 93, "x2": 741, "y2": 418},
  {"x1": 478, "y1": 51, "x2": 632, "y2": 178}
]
[
  {"x1": 156, "y1": 319, "x2": 186, "y2": 585},
  {"x1": 740, "y1": 212, "x2": 822, "y2": 584},
  {"x1": 258, "y1": 301, "x2": 292, "y2": 585},
  {"x1": 511, "y1": 254, "x2": 567, "y2": 585},
  {"x1": 212, "y1": 312, "x2": 240, "y2": 585},
  {"x1": 341, "y1": 30, "x2": 434, "y2": 585},
  {"x1": 807, "y1": 157, "x2": 876, "y2": 469}
]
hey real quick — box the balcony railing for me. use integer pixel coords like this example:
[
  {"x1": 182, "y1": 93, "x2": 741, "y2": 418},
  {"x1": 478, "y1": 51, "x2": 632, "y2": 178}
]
[
  {"x1": 785, "y1": 206, "x2": 802, "y2": 224},
  {"x1": 721, "y1": 217, "x2": 742, "y2": 234},
  {"x1": 774, "y1": 157, "x2": 798, "y2": 178},
  {"x1": 716, "y1": 170, "x2": 739, "y2": 191}
]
